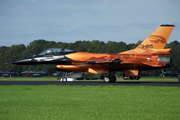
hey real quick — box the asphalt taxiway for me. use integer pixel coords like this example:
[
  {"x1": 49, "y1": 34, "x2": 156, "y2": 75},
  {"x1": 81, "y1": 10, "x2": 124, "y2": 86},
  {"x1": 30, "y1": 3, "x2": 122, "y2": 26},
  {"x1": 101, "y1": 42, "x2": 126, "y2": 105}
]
[{"x1": 0, "y1": 81, "x2": 180, "y2": 86}]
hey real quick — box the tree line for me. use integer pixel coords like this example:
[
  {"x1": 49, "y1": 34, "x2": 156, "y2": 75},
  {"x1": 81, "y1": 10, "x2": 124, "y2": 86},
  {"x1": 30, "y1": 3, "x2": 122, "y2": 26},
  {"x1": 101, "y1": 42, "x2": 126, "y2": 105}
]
[{"x1": 0, "y1": 39, "x2": 179, "y2": 76}]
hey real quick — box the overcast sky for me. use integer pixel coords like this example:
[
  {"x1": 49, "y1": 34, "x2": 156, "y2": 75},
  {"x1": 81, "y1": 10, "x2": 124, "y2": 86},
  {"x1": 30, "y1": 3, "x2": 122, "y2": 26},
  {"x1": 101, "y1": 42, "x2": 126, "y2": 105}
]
[{"x1": 0, "y1": 0, "x2": 180, "y2": 46}]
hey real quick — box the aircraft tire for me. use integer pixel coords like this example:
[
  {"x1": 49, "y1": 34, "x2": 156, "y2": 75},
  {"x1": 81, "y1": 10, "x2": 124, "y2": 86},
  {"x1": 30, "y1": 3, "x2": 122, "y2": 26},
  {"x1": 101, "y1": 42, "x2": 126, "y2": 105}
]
[
  {"x1": 103, "y1": 76, "x2": 110, "y2": 83},
  {"x1": 136, "y1": 75, "x2": 140, "y2": 80},
  {"x1": 110, "y1": 75, "x2": 116, "y2": 82},
  {"x1": 62, "y1": 78, "x2": 67, "y2": 82}
]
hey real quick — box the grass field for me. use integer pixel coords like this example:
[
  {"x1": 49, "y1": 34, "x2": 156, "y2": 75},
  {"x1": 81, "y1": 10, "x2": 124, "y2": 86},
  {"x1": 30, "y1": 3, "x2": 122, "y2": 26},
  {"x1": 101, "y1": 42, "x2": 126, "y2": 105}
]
[
  {"x1": 0, "y1": 85, "x2": 180, "y2": 120},
  {"x1": 0, "y1": 76, "x2": 179, "y2": 82}
]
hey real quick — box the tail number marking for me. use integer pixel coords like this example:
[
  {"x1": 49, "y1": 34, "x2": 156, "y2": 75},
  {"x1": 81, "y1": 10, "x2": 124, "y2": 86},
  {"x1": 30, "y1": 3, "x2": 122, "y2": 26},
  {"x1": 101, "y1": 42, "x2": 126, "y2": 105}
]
[{"x1": 140, "y1": 44, "x2": 153, "y2": 49}]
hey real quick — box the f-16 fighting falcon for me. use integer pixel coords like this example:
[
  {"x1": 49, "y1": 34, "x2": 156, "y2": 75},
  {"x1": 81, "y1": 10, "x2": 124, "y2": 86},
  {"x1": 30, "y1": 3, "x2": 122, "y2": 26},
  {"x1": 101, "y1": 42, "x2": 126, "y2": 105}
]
[
  {"x1": 12, "y1": 24, "x2": 174, "y2": 82},
  {"x1": 0, "y1": 66, "x2": 18, "y2": 77},
  {"x1": 21, "y1": 66, "x2": 49, "y2": 77}
]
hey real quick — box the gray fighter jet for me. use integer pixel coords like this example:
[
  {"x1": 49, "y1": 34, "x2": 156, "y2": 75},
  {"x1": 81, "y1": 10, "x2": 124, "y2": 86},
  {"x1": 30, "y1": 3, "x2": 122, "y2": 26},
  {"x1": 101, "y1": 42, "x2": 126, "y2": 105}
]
[
  {"x1": 21, "y1": 66, "x2": 49, "y2": 77},
  {"x1": 0, "y1": 66, "x2": 18, "y2": 77}
]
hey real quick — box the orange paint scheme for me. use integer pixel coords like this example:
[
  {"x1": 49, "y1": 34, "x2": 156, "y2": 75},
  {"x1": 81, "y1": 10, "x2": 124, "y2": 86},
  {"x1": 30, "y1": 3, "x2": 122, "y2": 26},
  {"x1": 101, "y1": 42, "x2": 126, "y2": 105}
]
[{"x1": 56, "y1": 25, "x2": 174, "y2": 77}]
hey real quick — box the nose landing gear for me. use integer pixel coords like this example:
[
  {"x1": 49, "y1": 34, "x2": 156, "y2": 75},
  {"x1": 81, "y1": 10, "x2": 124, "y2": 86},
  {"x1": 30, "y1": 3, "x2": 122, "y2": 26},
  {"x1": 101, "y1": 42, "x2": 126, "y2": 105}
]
[{"x1": 61, "y1": 72, "x2": 68, "y2": 82}]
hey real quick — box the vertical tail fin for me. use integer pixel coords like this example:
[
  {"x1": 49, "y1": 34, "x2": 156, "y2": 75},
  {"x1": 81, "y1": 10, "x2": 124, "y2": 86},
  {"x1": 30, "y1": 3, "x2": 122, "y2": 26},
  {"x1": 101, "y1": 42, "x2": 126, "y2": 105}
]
[
  {"x1": 136, "y1": 24, "x2": 174, "y2": 49},
  {"x1": 10, "y1": 66, "x2": 17, "y2": 72},
  {"x1": 42, "y1": 66, "x2": 48, "y2": 72}
]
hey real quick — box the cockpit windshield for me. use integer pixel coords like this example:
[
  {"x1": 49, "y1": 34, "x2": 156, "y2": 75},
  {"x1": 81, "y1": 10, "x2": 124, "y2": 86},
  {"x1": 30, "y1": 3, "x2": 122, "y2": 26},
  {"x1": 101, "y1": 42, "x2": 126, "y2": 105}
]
[{"x1": 38, "y1": 48, "x2": 74, "y2": 55}]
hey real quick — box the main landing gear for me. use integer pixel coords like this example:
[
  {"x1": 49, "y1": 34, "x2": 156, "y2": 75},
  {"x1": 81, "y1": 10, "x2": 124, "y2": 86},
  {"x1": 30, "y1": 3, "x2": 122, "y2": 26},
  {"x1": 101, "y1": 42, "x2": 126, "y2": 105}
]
[
  {"x1": 129, "y1": 75, "x2": 141, "y2": 80},
  {"x1": 103, "y1": 73, "x2": 116, "y2": 83},
  {"x1": 122, "y1": 73, "x2": 141, "y2": 80}
]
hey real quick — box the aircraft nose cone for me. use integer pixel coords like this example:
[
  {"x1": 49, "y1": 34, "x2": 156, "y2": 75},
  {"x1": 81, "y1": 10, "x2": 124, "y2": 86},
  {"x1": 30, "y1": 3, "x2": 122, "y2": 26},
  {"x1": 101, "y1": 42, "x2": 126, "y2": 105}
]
[
  {"x1": 11, "y1": 61, "x2": 18, "y2": 64},
  {"x1": 11, "y1": 60, "x2": 28, "y2": 65}
]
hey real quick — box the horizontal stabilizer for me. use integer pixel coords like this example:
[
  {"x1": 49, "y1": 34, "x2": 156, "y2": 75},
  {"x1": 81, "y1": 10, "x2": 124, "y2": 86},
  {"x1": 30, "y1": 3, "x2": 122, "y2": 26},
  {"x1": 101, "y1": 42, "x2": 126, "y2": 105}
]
[{"x1": 142, "y1": 62, "x2": 165, "y2": 67}]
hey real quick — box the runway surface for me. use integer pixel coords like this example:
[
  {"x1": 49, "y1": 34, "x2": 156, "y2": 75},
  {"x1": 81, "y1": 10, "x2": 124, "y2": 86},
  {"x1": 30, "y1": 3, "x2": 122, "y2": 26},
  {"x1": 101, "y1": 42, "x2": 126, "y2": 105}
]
[{"x1": 0, "y1": 81, "x2": 180, "y2": 86}]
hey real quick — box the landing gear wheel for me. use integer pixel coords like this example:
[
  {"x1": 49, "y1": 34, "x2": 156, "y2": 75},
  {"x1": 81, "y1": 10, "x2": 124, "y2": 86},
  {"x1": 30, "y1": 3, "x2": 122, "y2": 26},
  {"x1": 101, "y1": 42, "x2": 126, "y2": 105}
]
[
  {"x1": 103, "y1": 76, "x2": 110, "y2": 83},
  {"x1": 136, "y1": 75, "x2": 140, "y2": 80},
  {"x1": 110, "y1": 75, "x2": 116, "y2": 82},
  {"x1": 62, "y1": 77, "x2": 67, "y2": 82}
]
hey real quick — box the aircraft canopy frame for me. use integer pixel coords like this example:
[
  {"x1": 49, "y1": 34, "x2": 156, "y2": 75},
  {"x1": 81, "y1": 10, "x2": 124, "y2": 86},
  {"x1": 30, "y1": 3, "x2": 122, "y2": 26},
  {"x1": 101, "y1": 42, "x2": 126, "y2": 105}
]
[{"x1": 38, "y1": 48, "x2": 74, "y2": 55}]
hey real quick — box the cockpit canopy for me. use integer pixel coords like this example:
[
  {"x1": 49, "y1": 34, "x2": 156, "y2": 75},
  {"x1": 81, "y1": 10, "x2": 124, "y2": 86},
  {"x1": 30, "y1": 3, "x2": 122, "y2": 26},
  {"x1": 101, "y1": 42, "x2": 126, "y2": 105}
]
[{"x1": 38, "y1": 48, "x2": 74, "y2": 55}]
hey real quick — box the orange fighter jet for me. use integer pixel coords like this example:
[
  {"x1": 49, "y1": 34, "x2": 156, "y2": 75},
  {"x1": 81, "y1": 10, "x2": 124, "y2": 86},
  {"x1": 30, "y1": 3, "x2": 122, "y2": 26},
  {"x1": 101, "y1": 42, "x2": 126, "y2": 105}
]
[{"x1": 12, "y1": 24, "x2": 174, "y2": 82}]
